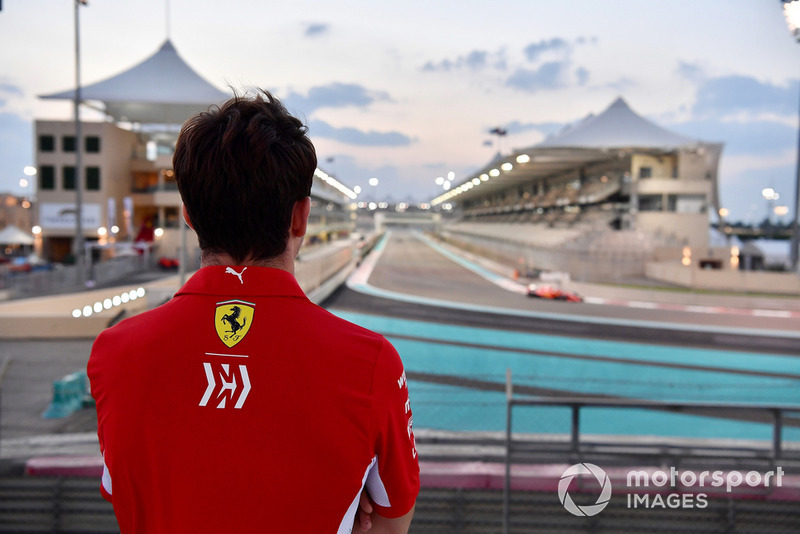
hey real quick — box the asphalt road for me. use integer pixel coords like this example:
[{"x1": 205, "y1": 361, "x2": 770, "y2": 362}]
[{"x1": 326, "y1": 230, "x2": 800, "y2": 355}]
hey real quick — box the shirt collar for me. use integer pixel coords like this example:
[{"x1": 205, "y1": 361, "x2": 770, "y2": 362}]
[{"x1": 175, "y1": 266, "x2": 308, "y2": 300}]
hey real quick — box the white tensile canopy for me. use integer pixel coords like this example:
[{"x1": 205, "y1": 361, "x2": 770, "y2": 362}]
[
  {"x1": 0, "y1": 225, "x2": 35, "y2": 246},
  {"x1": 40, "y1": 40, "x2": 229, "y2": 125},
  {"x1": 537, "y1": 97, "x2": 697, "y2": 150}
]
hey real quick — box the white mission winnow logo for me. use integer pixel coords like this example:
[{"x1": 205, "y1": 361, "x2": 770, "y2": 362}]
[
  {"x1": 558, "y1": 463, "x2": 613, "y2": 517},
  {"x1": 200, "y1": 361, "x2": 251, "y2": 409}
]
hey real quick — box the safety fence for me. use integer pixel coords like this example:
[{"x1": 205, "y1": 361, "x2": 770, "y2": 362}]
[
  {"x1": 0, "y1": 255, "x2": 150, "y2": 300},
  {"x1": 500, "y1": 372, "x2": 800, "y2": 534},
  {"x1": 2, "y1": 477, "x2": 798, "y2": 533}
]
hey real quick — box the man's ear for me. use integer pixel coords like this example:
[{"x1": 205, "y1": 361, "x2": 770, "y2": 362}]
[
  {"x1": 182, "y1": 204, "x2": 194, "y2": 230},
  {"x1": 290, "y1": 197, "x2": 311, "y2": 238}
]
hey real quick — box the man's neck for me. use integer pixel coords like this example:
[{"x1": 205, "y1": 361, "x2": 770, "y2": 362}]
[{"x1": 200, "y1": 248, "x2": 296, "y2": 274}]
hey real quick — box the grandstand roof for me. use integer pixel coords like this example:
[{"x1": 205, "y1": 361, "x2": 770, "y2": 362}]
[
  {"x1": 40, "y1": 40, "x2": 229, "y2": 125},
  {"x1": 537, "y1": 97, "x2": 696, "y2": 150},
  {"x1": 432, "y1": 97, "x2": 718, "y2": 207}
]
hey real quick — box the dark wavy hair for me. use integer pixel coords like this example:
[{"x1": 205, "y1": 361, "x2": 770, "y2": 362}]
[{"x1": 173, "y1": 90, "x2": 316, "y2": 264}]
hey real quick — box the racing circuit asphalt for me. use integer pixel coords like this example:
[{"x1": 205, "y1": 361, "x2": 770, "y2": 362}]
[{"x1": 324, "y1": 230, "x2": 800, "y2": 355}]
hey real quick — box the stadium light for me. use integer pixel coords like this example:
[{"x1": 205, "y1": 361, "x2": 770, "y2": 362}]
[
  {"x1": 784, "y1": 0, "x2": 800, "y2": 40},
  {"x1": 782, "y1": 0, "x2": 800, "y2": 270}
]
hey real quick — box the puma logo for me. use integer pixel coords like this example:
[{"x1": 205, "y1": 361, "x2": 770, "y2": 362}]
[{"x1": 225, "y1": 267, "x2": 247, "y2": 284}]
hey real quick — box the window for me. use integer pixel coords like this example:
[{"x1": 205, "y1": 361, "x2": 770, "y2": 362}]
[
  {"x1": 638, "y1": 194, "x2": 662, "y2": 212},
  {"x1": 63, "y1": 166, "x2": 76, "y2": 190},
  {"x1": 39, "y1": 135, "x2": 55, "y2": 152},
  {"x1": 638, "y1": 166, "x2": 652, "y2": 179},
  {"x1": 86, "y1": 167, "x2": 101, "y2": 191},
  {"x1": 675, "y1": 195, "x2": 706, "y2": 213},
  {"x1": 40, "y1": 166, "x2": 55, "y2": 190},
  {"x1": 85, "y1": 136, "x2": 101, "y2": 153},
  {"x1": 62, "y1": 136, "x2": 76, "y2": 152}
]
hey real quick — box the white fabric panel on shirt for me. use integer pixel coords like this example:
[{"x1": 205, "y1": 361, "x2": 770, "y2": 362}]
[
  {"x1": 337, "y1": 456, "x2": 376, "y2": 534},
  {"x1": 102, "y1": 454, "x2": 113, "y2": 495},
  {"x1": 365, "y1": 459, "x2": 391, "y2": 507}
]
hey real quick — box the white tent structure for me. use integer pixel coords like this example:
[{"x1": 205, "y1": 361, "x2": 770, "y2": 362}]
[
  {"x1": 40, "y1": 40, "x2": 229, "y2": 125},
  {"x1": 0, "y1": 225, "x2": 34, "y2": 246},
  {"x1": 537, "y1": 97, "x2": 697, "y2": 150}
]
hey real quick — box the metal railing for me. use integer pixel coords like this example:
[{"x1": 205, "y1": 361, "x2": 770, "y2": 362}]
[{"x1": 501, "y1": 370, "x2": 800, "y2": 534}]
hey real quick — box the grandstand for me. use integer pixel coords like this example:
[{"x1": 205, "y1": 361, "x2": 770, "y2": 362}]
[{"x1": 432, "y1": 98, "x2": 723, "y2": 282}]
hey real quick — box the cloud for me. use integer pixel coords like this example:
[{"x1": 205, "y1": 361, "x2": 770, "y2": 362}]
[
  {"x1": 523, "y1": 36, "x2": 595, "y2": 63},
  {"x1": 422, "y1": 48, "x2": 506, "y2": 72},
  {"x1": 284, "y1": 83, "x2": 391, "y2": 115},
  {"x1": 308, "y1": 119, "x2": 413, "y2": 147},
  {"x1": 505, "y1": 62, "x2": 567, "y2": 92},
  {"x1": 524, "y1": 38, "x2": 570, "y2": 62},
  {"x1": 692, "y1": 75, "x2": 799, "y2": 119},
  {"x1": 304, "y1": 23, "x2": 329, "y2": 37},
  {"x1": 0, "y1": 81, "x2": 25, "y2": 111},
  {"x1": 464, "y1": 50, "x2": 487, "y2": 70},
  {"x1": 505, "y1": 37, "x2": 594, "y2": 92},
  {"x1": 0, "y1": 82, "x2": 24, "y2": 98}
]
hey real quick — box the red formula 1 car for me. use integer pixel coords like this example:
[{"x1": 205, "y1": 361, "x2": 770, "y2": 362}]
[{"x1": 526, "y1": 284, "x2": 583, "y2": 302}]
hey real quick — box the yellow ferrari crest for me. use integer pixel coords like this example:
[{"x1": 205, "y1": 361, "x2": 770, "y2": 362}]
[{"x1": 214, "y1": 300, "x2": 255, "y2": 348}]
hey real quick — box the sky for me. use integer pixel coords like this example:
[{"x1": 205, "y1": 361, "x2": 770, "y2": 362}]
[{"x1": 0, "y1": 0, "x2": 798, "y2": 224}]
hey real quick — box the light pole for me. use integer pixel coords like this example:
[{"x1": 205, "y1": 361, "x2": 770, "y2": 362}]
[
  {"x1": 74, "y1": 0, "x2": 88, "y2": 286},
  {"x1": 781, "y1": 0, "x2": 800, "y2": 271}
]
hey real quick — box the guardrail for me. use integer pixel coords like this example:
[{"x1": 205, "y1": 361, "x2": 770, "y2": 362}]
[
  {"x1": 1, "y1": 254, "x2": 150, "y2": 299},
  {"x1": 501, "y1": 370, "x2": 800, "y2": 534}
]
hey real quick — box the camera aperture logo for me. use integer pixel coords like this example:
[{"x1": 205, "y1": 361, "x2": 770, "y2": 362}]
[
  {"x1": 558, "y1": 463, "x2": 612, "y2": 517},
  {"x1": 558, "y1": 464, "x2": 785, "y2": 516}
]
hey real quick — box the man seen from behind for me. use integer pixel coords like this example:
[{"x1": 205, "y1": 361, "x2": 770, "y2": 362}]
[{"x1": 87, "y1": 90, "x2": 420, "y2": 533}]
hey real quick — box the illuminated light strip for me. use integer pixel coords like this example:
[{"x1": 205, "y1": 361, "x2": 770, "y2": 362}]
[
  {"x1": 314, "y1": 168, "x2": 357, "y2": 200},
  {"x1": 431, "y1": 156, "x2": 520, "y2": 205},
  {"x1": 72, "y1": 287, "x2": 146, "y2": 318}
]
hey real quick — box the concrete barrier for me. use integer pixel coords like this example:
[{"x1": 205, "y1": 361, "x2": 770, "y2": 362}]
[
  {"x1": 646, "y1": 261, "x2": 800, "y2": 296},
  {"x1": 0, "y1": 285, "x2": 150, "y2": 339}
]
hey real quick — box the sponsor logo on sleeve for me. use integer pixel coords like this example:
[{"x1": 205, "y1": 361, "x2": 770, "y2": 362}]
[{"x1": 397, "y1": 370, "x2": 417, "y2": 459}]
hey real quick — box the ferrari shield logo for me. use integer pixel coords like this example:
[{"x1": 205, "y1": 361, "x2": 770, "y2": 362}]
[{"x1": 214, "y1": 300, "x2": 255, "y2": 348}]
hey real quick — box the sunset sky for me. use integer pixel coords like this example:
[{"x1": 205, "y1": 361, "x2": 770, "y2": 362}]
[{"x1": 0, "y1": 0, "x2": 798, "y2": 223}]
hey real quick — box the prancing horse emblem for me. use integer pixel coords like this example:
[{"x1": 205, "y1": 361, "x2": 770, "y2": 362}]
[
  {"x1": 222, "y1": 306, "x2": 246, "y2": 335},
  {"x1": 214, "y1": 300, "x2": 255, "y2": 348}
]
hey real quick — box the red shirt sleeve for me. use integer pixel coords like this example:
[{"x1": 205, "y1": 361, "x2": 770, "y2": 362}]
[
  {"x1": 87, "y1": 330, "x2": 114, "y2": 503},
  {"x1": 368, "y1": 338, "x2": 420, "y2": 518}
]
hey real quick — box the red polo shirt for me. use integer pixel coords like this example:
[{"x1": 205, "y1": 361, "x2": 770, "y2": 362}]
[{"x1": 88, "y1": 266, "x2": 419, "y2": 533}]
